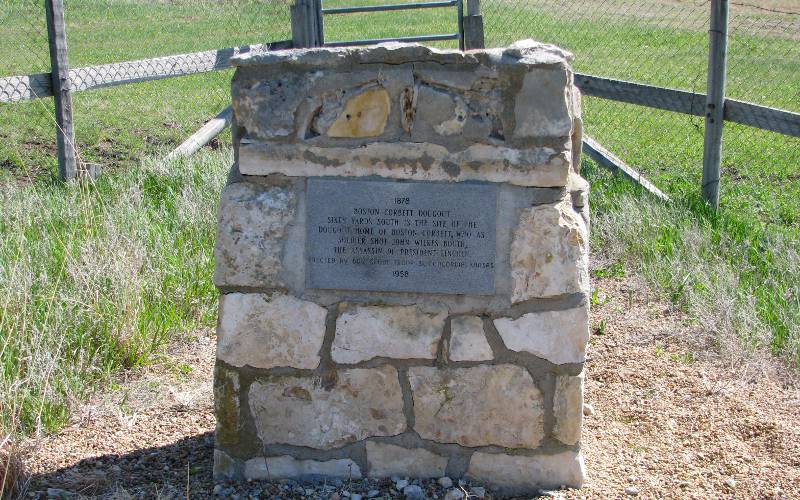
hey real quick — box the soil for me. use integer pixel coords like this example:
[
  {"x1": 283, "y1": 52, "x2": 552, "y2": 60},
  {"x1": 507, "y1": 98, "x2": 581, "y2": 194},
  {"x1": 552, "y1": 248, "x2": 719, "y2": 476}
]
[{"x1": 18, "y1": 273, "x2": 800, "y2": 499}]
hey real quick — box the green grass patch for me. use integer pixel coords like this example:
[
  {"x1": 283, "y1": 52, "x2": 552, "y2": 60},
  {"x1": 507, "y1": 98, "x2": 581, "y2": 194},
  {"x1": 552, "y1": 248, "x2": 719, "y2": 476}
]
[
  {"x1": 585, "y1": 158, "x2": 800, "y2": 366},
  {"x1": 0, "y1": 148, "x2": 228, "y2": 435}
]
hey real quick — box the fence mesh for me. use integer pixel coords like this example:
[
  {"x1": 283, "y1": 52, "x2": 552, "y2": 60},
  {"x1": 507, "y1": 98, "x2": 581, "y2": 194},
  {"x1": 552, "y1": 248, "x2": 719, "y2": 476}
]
[
  {"x1": 482, "y1": 0, "x2": 798, "y2": 235},
  {"x1": 722, "y1": 3, "x2": 800, "y2": 233},
  {"x1": 0, "y1": 0, "x2": 57, "y2": 178},
  {"x1": 0, "y1": 0, "x2": 797, "y2": 232},
  {"x1": 64, "y1": 0, "x2": 292, "y2": 173}
]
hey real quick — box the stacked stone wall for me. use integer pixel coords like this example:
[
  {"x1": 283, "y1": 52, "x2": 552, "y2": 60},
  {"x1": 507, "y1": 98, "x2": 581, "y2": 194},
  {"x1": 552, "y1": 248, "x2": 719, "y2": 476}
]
[{"x1": 214, "y1": 41, "x2": 590, "y2": 496}]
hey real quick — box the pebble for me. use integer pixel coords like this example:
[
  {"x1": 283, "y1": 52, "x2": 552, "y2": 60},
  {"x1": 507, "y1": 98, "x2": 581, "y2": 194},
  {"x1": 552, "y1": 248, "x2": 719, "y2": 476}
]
[
  {"x1": 396, "y1": 479, "x2": 410, "y2": 490},
  {"x1": 583, "y1": 403, "x2": 596, "y2": 416},
  {"x1": 351, "y1": 494, "x2": 363, "y2": 500},
  {"x1": 367, "y1": 490, "x2": 381, "y2": 498},
  {"x1": 625, "y1": 486, "x2": 639, "y2": 496},
  {"x1": 724, "y1": 478, "x2": 736, "y2": 489},
  {"x1": 471, "y1": 486, "x2": 486, "y2": 499},
  {"x1": 403, "y1": 484, "x2": 425, "y2": 500},
  {"x1": 213, "y1": 484, "x2": 224, "y2": 495},
  {"x1": 444, "y1": 488, "x2": 464, "y2": 500},
  {"x1": 437, "y1": 476, "x2": 453, "y2": 489}
]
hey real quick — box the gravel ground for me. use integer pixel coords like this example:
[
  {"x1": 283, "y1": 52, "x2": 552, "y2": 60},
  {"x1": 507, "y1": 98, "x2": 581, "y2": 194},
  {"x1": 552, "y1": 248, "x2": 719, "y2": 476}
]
[{"x1": 19, "y1": 274, "x2": 800, "y2": 499}]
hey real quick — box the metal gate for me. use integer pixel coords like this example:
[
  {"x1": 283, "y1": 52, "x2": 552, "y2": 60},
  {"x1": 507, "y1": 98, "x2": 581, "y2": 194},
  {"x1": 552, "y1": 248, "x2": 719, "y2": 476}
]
[{"x1": 291, "y1": 0, "x2": 485, "y2": 51}]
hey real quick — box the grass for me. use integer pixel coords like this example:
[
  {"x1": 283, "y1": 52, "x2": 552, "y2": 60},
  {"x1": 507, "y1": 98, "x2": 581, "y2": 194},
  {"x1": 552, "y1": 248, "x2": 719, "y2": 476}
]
[
  {"x1": 584, "y1": 159, "x2": 800, "y2": 365},
  {"x1": 0, "y1": 0, "x2": 798, "y2": 445},
  {"x1": 0, "y1": 148, "x2": 228, "y2": 439}
]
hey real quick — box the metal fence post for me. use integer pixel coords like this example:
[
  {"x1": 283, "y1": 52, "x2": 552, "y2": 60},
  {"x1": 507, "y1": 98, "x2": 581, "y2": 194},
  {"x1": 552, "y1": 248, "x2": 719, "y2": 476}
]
[
  {"x1": 291, "y1": 0, "x2": 323, "y2": 48},
  {"x1": 464, "y1": 0, "x2": 485, "y2": 50},
  {"x1": 701, "y1": 0, "x2": 729, "y2": 209},
  {"x1": 44, "y1": 0, "x2": 78, "y2": 181}
]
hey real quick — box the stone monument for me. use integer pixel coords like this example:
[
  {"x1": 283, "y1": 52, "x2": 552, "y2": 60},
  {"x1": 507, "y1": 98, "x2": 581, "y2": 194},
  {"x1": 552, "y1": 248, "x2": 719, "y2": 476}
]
[{"x1": 213, "y1": 40, "x2": 590, "y2": 496}]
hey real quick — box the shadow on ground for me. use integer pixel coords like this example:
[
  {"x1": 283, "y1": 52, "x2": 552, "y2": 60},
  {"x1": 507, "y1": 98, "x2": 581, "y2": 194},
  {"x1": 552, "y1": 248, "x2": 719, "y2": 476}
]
[{"x1": 26, "y1": 432, "x2": 215, "y2": 498}]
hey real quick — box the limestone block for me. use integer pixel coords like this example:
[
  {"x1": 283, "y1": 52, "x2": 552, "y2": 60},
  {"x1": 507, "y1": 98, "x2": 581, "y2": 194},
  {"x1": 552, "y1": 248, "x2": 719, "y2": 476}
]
[
  {"x1": 214, "y1": 182, "x2": 295, "y2": 288},
  {"x1": 249, "y1": 365, "x2": 406, "y2": 448},
  {"x1": 213, "y1": 449, "x2": 240, "y2": 480},
  {"x1": 217, "y1": 293, "x2": 327, "y2": 370},
  {"x1": 232, "y1": 72, "x2": 309, "y2": 138},
  {"x1": 448, "y1": 316, "x2": 493, "y2": 362},
  {"x1": 214, "y1": 365, "x2": 240, "y2": 446},
  {"x1": 466, "y1": 451, "x2": 585, "y2": 493},
  {"x1": 493, "y1": 306, "x2": 589, "y2": 365},
  {"x1": 408, "y1": 365, "x2": 544, "y2": 448},
  {"x1": 510, "y1": 198, "x2": 589, "y2": 301},
  {"x1": 239, "y1": 141, "x2": 570, "y2": 188},
  {"x1": 244, "y1": 456, "x2": 362, "y2": 480},
  {"x1": 326, "y1": 88, "x2": 391, "y2": 138},
  {"x1": 553, "y1": 372, "x2": 584, "y2": 445},
  {"x1": 332, "y1": 306, "x2": 446, "y2": 363},
  {"x1": 366, "y1": 442, "x2": 448, "y2": 478},
  {"x1": 513, "y1": 68, "x2": 573, "y2": 139}
]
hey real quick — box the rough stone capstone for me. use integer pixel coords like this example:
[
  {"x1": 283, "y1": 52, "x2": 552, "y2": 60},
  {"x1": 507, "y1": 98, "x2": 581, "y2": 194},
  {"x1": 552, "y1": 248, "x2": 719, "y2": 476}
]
[
  {"x1": 244, "y1": 456, "x2": 362, "y2": 480},
  {"x1": 510, "y1": 197, "x2": 589, "y2": 301},
  {"x1": 493, "y1": 306, "x2": 589, "y2": 365},
  {"x1": 217, "y1": 292, "x2": 327, "y2": 370},
  {"x1": 366, "y1": 442, "x2": 448, "y2": 478},
  {"x1": 447, "y1": 316, "x2": 493, "y2": 362},
  {"x1": 408, "y1": 365, "x2": 544, "y2": 448},
  {"x1": 513, "y1": 68, "x2": 573, "y2": 139},
  {"x1": 553, "y1": 372, "x2": 584, "y2": 445},
  {"x1": 214, "y1": 182, "x2": 295, "y2": 288},
  {"x1": 248, "y1": 365, "x2": 406, "y2": 448},
  {"x1": 466, "y1": 451, "x2": 585, "y2": 493},
  {"x1": 332, "y1": 305, "x2": 446, "y2": 363}
]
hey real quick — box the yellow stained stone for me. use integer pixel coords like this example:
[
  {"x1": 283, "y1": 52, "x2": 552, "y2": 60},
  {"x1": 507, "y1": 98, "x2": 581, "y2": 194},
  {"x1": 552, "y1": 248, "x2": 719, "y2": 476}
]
[{"x1": 327, "y1": 88, "x2": 391, "y2": 138}]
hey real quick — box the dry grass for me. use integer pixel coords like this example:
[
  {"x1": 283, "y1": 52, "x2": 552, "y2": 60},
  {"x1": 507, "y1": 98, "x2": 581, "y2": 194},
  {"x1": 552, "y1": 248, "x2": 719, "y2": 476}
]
[
  {"x1": 587, "y1": 162, "x2": 800, "y2": 368},
  {"x1": 0, "y1": 435, "x2": 26, "y2": 499},
  {"x1": 0, "y1": 148, "x2": 228, "y2": 438}
]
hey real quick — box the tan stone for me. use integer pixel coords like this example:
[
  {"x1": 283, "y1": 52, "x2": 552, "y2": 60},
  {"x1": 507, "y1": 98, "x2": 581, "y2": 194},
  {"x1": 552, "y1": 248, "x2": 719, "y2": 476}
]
[
  {"x1": 244, "y1": 456, "x2": 362, "y2": 480},
  {"x1": 239, "y1": 141, "x2": 570, "y2": 188},
  {"x1": 408, "y1": 365, "x2": 544, "y2": 448},
  {"x1": 510, "y1": 198, "x2": 589, "y2": 301},
  {"x1": 327, "y1": 88, "x2": 391, "y2": 138},
  {"x1": 217, "y1": 293, "x2": 327, "y2": 370},
  {"x1": 466, "y1": 451, "x2": 585, "y2": 493},
  {"x1": 213, "y1": 182, "x2": 295, "y2": 288},
  {"x1": 493, "y1": 306, "x2": 589, "y2": 365},
  {"x1": 448, "y1": 316, "x2": 493, "y2": 362},
  {"x1": 553, "y1": 372, "x2": 584, "y2": 445},
  {"x1": 249, "y1": 365, "x2": 406, "y2": 449},
  {"x1": 332, "y1": 306, "x2": 446, "y2": 364},
  {"x1": 366, "y1": 442, "x2": 448, "y2": 478}
]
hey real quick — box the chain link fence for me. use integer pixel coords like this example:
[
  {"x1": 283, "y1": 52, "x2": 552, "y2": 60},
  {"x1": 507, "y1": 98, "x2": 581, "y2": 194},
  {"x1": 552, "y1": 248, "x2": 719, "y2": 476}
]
[
  {"x1": 0, "y1": 0, "x2": 57, "y2": 177},
  {"x1": 1, "y1": 0, "x2": 293, "y2": 178},
  {"x1": 1, "y1": 0, "x2": 798, "y2": 229},
  {"x1": 482, "y1": 0, "x2": 799, "y2": 231}
]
